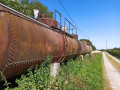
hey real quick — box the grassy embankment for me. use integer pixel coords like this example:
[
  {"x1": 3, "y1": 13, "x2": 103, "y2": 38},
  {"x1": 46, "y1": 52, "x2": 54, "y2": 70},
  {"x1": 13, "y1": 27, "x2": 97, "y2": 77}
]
[{"x1": 4, "y1": 53, "x2": 104, "y2": 90}]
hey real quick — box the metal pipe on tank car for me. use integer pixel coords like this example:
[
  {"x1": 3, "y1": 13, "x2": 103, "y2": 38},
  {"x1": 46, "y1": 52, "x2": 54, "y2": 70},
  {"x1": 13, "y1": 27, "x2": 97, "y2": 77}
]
[
  {"x1": 55, "y1": 9, "x2": 62, "y2": 29},
  {"x1": 64, "y1": 18, "x2": 77, "y2": 35},
  {"x1": 0, "y1": 3, "x2": 92, "y2": 80}
]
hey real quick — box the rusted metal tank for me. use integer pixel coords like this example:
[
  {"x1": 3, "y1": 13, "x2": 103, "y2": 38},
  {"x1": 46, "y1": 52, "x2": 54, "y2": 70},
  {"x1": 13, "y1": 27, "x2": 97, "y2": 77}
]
[
  {"x1": 80, "y1": 40, "x2": 92, "y2": 55},
  {"x1": 0, "y1": 3, "x2": 86, "y2": 79},
  {"x1": 86, "y1": 41, "x2": 93, "y2": 53},
  {"x1": 79, "y1": 41, "x2": 87, "y2": 55},
  {"x1": 38, "y1": 14, "x2": 58, "y2": 27}
]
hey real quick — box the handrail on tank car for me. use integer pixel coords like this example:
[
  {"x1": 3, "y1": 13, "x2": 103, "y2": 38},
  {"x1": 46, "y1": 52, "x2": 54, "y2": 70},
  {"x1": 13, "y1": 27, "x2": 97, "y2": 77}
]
[
  {"x1": 64, "y1": 18, "x2": 77, "y2": 35},
  {"x1": 55, "y1": 9, "x2": 62, "y2": 29}
]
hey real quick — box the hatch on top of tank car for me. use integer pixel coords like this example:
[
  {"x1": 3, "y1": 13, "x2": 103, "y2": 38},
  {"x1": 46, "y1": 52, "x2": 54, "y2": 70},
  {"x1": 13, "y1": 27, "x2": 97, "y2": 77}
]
[
  {"x1": 33, "y1": 9, "x2": 58, "y2": 28},
  {"x1": 38, "y1": 14, "x2": 58, "y2": 28}
]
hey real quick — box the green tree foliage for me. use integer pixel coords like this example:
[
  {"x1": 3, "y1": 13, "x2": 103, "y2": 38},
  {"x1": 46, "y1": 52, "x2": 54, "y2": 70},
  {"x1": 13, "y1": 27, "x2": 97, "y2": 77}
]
[
  {"x1": 80, "y1": 39, "x2": 96, "y2": 50},
  {"x1": 0, "y1": 0, "x2": 54, "y2": 18}
]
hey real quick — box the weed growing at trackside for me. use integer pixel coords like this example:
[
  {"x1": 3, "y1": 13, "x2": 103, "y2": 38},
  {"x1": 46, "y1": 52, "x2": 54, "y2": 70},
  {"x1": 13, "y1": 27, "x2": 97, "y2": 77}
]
[
  {"x1": 0, "y1": 71, "x2": 10, "y2": 90},
  {"x1": 8, "y1": 53, "x2": 104, "y2": 90},
  {"x1": 10, "y1": 56, "x2": 52, "y2": 90}
]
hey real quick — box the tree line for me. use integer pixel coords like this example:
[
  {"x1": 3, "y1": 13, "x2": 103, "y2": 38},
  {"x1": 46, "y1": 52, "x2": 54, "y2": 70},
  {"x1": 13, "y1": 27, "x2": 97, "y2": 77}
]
[{"x1": 0, "y1": 0, "x2": 54, "y2": 18}]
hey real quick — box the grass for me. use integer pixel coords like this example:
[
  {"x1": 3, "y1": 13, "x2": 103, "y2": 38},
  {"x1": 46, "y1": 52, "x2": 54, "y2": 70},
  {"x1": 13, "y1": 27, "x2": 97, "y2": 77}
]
[
  {"x1": 52, "y1": 53, "x2": 104, "y2": 89},
  {"x1": 105, "y1": 52, "x2": 120, "y2": 73},
  {"x1": 5, "y1": 53, "x2": 104, "y2": 90}
]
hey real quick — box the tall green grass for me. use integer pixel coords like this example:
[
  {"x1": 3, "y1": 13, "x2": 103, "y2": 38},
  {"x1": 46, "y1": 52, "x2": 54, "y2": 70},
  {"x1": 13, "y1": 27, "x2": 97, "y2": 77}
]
[
  {"x1": 52, "y1": 53, "x2": 104, "y2": 89},
  {"x1": 7, "y1": 53, "x2": 104, "y2": 90}
]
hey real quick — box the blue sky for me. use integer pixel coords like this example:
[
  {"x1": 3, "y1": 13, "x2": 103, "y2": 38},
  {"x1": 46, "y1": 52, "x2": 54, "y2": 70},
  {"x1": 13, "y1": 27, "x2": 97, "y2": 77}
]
[{"x1": 40, "y1": 0, "x2": 120, "y2": 49}]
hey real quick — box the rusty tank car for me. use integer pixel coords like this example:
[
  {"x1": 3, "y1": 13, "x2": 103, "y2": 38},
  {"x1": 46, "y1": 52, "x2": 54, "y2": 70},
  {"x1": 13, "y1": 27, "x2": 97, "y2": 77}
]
[
  {"x1": 0, "y1": 3, "x2": 92, "y2": 79},
  {"x1": 80, "y1": 40, "x2": 92, "y2": 55}
]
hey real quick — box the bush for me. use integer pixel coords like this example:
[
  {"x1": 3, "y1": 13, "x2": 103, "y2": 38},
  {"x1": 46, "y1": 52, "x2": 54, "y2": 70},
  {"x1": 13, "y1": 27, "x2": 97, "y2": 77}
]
[
  {"x1": 7, "y1": 53, "x2": 104, "y2": 89},
  {"x1": 12, "y1": 56, "x2": 52, "y2": 90}
]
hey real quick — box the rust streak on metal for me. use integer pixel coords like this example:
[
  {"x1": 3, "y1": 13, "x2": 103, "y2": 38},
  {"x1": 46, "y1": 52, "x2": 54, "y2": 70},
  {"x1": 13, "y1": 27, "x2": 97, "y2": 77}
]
[{"x1": 0, "y1": 3, "x2": 92, "y2": 79}]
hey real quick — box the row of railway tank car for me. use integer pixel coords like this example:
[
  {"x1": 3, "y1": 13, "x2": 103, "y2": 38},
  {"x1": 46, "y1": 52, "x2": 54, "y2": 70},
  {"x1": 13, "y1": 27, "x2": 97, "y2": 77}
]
[{"x1": 0, "y1": 3, "x2": 92, "y2": 79}]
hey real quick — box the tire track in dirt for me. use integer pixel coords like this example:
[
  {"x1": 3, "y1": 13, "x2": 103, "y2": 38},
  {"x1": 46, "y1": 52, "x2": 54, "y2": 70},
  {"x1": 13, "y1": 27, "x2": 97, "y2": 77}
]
[
  {"x1": 102, "y1": 52, "x2": 120, "y2": 90},
  {"x1": 105, "y1": 52, "x2": 120, "y2": 63}
]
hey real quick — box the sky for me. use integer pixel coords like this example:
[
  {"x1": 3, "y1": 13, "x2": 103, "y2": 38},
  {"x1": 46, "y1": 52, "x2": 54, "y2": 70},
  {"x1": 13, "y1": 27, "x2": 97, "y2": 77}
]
[{"x1": 39, "y1": 0, "x2": 120, "y2": 50}]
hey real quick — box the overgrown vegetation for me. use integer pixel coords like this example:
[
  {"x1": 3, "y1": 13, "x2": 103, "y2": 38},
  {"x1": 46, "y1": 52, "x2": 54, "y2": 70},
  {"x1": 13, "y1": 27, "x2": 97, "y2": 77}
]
[
  {"x1": 5, "y1": 53, "x2": 104, "y2": 89},
  {"x1": 11, "y1": 56, "x2": 52, "y2": 90},
  {"x1": 80, "y1": 39, "x2": 96, "y2": 50},
  {"x1": 0, "y1": 72, "x2": 10, "y2": 90},
  {"x1": 52, "y1": 53, "x2": 104, "y2": 89},
  {"x1": 0, "y1": 0, "x2": 54, "y2": 18},
  {"x1": 106, "y1": 49, "x2": 120, "y2": 59}
]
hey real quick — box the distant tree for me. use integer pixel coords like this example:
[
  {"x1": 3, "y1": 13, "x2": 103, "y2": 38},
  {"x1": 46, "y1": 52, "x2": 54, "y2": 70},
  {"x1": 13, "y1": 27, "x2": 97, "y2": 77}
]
[
  {"x1": 92, "y1": 45, "x2": 96, "y2": 51},
  {"x1": 0, "y1": 0, "x2": 54, "y2": 18},
  {"x1": 113, "y1": 47, "x2": 120, "y2": 50},
  {"x1": 80, "y1": 39, "x2": 96, "y2": 51}
]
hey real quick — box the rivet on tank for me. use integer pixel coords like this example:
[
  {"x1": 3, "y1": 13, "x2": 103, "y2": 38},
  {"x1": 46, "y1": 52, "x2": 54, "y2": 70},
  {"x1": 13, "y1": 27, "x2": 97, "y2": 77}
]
[{"x1": 0, "y1": 3, "x2": 92, "y2": 79}]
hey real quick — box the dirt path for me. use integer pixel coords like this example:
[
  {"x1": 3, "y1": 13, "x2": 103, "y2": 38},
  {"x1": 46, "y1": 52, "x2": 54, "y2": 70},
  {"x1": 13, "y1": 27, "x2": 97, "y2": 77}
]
[
  {"x1": 102, "y1": 52, "x2": 120, "y2": 90},
  {"x1": 105, "y1": 52, "x2": 120, "y2": 63}
]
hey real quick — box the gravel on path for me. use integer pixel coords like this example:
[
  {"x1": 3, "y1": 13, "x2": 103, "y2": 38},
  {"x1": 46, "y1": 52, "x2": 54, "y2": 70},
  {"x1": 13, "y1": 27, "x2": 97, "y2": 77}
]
[
  {"x1": 102, "y1": 52, "x2": 120, "y2": 90},
  {"x1": 105, "y1": 52, "x2": 120, "y2": 63}
]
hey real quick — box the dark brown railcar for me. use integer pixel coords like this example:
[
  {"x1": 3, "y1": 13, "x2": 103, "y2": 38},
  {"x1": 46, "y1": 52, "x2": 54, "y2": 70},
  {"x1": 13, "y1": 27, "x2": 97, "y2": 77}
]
[{"x1": 0, "y1": 3, "x2": 85, "y2": 79}]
